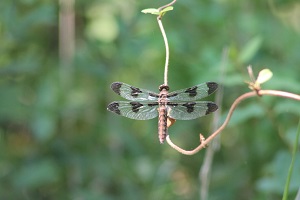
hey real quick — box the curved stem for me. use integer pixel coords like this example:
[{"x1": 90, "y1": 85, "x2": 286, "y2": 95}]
[
  {"x1": 166, "y1": 89, "x2": 300, "y2": 155},
  {"x1": 157, "y1": 18, "x2": 169, "y2": 85},
  {"x1": 156, "y1": 0, "x2": 177, "y2": 86},
  {"x1": 258, "y1": 90, "x2": 300, "y2": 100},
  {"x1": 158, "y1": 0, "x2": 177, "y2": 12}
]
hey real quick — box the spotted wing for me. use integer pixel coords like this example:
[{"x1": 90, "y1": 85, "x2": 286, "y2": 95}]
[
  {"x1": 107, "y1": 101, "x2": 159, "y2": 120},
  {"x1": 167, "y1": 82, "x2": 218, "y2": 101},
  {"x1": 167, "y1": 101, "x2": 218, "y2": 120},
  {"x1": 110, "y1": 82, "x2": 159, "y2": 101}
]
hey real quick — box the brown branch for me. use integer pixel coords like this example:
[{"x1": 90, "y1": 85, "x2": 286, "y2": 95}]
[
  {"x1": 158, "y1": 0, "x2": 177, "y2": 12},
  {"x1": 258, "y1": 90, "x2": 300, "y2": 100},
  {"x1": 200, "y1": 47, "x2": 228, "y2": 200},
  {"x1": 166, "y1": 89, "x2": 300, "y2": 155}
]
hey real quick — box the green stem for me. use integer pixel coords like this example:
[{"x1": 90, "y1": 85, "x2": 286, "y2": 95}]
[{"x1": 282, "y1": 119, "x2": 300, "y2": 200}]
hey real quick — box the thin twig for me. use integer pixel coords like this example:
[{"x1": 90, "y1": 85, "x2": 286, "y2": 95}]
[
  {"x1": 157, "y1": 19, "x2": 169, "y2": 86},
  {"x1": 258, "y1": 90, "x2": 300, "y2": 100},
  {"x1": 200, "y1": 47, "x2": 228, "y2": 200},
  {"x1": 158, "y1": 0, "x2": 177, "y2": 12},
  {"x1": 59, "y1": 0, "x2": 75, "y2": 139},
  {"x1": 166, "y1": 89, "x2": 300, "y2": 155},
  {"x1": 156, "y1": 0, "x2": 177, "y2": 86},
  {"x1": 282, "y1": 119, "x2": 300, "y2": 200}
]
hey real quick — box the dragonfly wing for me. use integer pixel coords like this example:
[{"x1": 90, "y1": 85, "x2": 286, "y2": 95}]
[
  {"x1": 107, "y1": 101, "x2": 158, "y2": 120},
  {"x1": 111, "y1": 82, "x2": 159, "y2": 101},
  {"x1": 167, "y1": 101, "x2": 218, "y2": 120},
  {"x1": 167, "y1": 82, "x2": 218, "y2": 101}
]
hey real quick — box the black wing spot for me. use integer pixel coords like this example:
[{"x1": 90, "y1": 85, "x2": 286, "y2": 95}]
[
  {"x1": 207, "y1": 82, "x2": 218, "y2": 95},
  {"x1": 130, "y1": 102, "x2": 143, "y2": 113},
  {"x1": 111, "y1": 82, "x2": 122, "y2": 95},
  {"x1": 185, "y1": 86, "x2": 198, "y2": 97},
  {"x1": 130, "y1": 86, "x2": 142, "y2": 97},
  {"x1": 148, "y1": 102, "x2": 158, "y2": 107},
  {"x1": 183, "y1": 102, "x2": 196, "y2": 113},
  {"x1": 167, "y1": 102, "x2": 178, "y2": 107},
  {"x1": 149, "y1": 92, "x2": 159, "y2": 98},
  {"x1": 107, "y1": 102, "x2": 121, "y2": 115},
  {"x1": 206, "y1": 103, "x2": 218, "y2": 114}
]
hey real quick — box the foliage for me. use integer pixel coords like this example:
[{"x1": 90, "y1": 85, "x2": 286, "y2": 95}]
[{"x1": 0, "y1": 0, "x2": 299, "y2": 199}]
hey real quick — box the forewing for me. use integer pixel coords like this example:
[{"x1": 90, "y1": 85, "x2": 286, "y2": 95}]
[
  {"x1": 111, "y1": 82, "x2": 159, "y2": 101},
  {"x1": 167, "y1": 101, "x2": 218, "y2": 120},
  {"x1": 167, "y1": 82, "x2": 218, "y2": 101},
  {"x1": 107, "y1": 101, "x2": 158, "y2": 120}
]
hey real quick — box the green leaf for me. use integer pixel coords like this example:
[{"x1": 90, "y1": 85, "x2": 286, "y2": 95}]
[
  {"x1": 256, "y1": 69, "x2": 273, "y2": 84},
  {"x1": 141, "y1": 6, "x2": 173, "y2": 16},
  {"x1": 160, "y1": 6, "x2": 173, "y2": 13},
  {"x1": 141, "y1": 8, "x2": 160, "y2": 15}
]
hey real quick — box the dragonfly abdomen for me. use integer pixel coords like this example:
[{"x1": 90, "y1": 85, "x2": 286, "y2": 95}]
[{"x1": 158, "y1": 104, "x2": 168, "y2": 144}]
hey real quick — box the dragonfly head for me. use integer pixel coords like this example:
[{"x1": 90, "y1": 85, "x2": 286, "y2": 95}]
[{"x1": 159, "y1": 84, "x2": 169, "y2": 91}]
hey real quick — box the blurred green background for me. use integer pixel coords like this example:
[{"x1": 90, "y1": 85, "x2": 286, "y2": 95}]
[{"x1": 0, "y1": 0, "x2": 300, "y2": 199}]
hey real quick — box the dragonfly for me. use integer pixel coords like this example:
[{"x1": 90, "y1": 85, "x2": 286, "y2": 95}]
[{"x1": 107, "y1": 82, "x2": 218, "y2": 144}]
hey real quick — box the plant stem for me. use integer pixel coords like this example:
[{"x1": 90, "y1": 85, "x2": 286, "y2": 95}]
[
  {"x1": 282, "y1": 119, "x2": 300, "y2": 200},
  {"x1": 200, "y1": 47, "x2": 228, "y2": 200},
  {"x1": 157, "y1": 18, "x2": 169, "y2": 85},
  {"x1": 156, "y1": 0, "x2": 176, "y2": 86},
  {"x1": 158, "y1": 0, "x2": 177, "y2": 12},
  {"x1": 166, "y1": 89, "x2": 300, "y2": 155}
]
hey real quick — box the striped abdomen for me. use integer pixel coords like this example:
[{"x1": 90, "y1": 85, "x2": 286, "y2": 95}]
[{"x1": 158, "y1": 104, "x2": 168, "y2": 144}]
